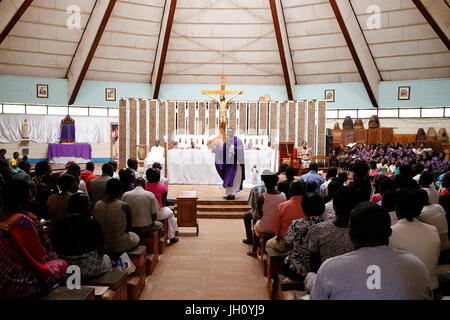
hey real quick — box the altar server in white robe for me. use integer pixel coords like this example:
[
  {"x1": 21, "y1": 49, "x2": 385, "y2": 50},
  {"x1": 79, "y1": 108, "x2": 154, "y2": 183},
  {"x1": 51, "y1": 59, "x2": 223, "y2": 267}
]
[{"x1": 145, "y1": 140, "x2": 165, "y2": 172}]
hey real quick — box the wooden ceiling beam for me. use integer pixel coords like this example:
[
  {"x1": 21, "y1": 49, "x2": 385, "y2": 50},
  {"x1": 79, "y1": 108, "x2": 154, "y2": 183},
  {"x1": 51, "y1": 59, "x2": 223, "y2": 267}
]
[
  {"x1": 0, "y1": 0, "x2": 33, "y2": 45},
  {"x1": 151, "y1": 0, "x2": 177, "y2": 99},
  {"x1": 412, "y1": 0, "x2": 450, "y2": 50},
  {"x1": 67, "y1": 0, "x2": 117, "y2": 105},
  {"x1": 329, "y1": 0, "x2": 380, "y2": 108},
  {"x1": 269, "y1": 0, "x2": 295, "y2": 100}
]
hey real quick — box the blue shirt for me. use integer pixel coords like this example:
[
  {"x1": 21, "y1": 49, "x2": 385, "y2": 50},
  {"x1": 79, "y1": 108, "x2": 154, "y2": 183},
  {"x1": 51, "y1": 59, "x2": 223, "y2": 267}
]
[{"x1": 300, "y1": 170, "x2": 324, "y2": 194}]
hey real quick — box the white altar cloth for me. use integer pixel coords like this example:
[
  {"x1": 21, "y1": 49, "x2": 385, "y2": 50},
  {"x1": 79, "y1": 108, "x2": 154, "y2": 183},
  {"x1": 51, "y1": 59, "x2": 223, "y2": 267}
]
[{"x1": 167, "y1": 149, "x2": 274, "y2": 187}]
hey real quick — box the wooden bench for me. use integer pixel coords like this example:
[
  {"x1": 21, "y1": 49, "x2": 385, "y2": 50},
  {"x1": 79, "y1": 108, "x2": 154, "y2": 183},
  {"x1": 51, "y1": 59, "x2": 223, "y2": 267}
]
[
  {"x1": 84, "y1": 270, "x2": 128, "y2": 300},
  {"x1": 275, "y1": 274, "x2": 305, "y2": 300},
  {"x1": 39, "y1": 286, "x2": 95, "y2": 300},
  {"x1": 127, "y1": 245, "x2": 147, "y2": 276},
  {"x1": 258, "y1": 232, "x2": 274, "y2": 263},
  {"x1": 266, "y1": 247, "x2": 289, "y2": 299},
  {"x1": 127, "y1": 271, "x2": 145, "y2": 300},
  {"x1": 145, "y1": 253, "x2": 158, "y2": 276},
  {"x1": 158, "y1": 218, "x2": 169, "y2": 254},
  {"x1": 139, "y1": 230, "x2": 160, "y2": 275}
]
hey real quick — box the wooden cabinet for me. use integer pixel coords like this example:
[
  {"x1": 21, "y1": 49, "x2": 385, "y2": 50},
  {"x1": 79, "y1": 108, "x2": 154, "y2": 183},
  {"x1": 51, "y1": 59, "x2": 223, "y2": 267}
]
[
  {"x1": 176, "y1": 191, "x2": 199, "y2": 236},
  {"x1": 354, "y1": 129, "x2": 368, "y2": 144}
]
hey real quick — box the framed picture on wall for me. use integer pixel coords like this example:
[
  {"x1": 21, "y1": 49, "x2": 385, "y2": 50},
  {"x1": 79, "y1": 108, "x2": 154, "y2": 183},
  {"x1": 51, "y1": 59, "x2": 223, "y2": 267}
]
[
  {"x1": 111, "y1": 122, "x2": 119, "y2": 161},
  {"x1": 324, "y1": 89, "x2": 335, "y2": 102},
  {"x1": 37, "y1": 84, "x2": 48, "y2": 98},
  {"x1": 398, "y1": 86, "x2": 410, "y2": 100},
  {"x1": 106, "y1": 88, "x2": 116, "y2": 101}
]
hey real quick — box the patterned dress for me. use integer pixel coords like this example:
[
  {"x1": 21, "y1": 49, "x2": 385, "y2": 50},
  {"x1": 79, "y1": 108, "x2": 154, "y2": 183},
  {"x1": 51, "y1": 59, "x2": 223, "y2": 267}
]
[
  {"x1": 297, "y1": 147, "x2": 312, "y2": 169},
  {"x1": 283, "y1": 215, "x2": 325, "y2": 276},
  {"x1": 0, "y1": 214, "x2": 67, "y2": 300}
]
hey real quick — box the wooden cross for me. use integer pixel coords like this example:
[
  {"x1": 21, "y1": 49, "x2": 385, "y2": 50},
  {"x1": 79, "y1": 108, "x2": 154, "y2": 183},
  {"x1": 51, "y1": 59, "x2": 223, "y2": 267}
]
[{"x1": 201, "y1": 76, "x2": 244, "y2": 102}]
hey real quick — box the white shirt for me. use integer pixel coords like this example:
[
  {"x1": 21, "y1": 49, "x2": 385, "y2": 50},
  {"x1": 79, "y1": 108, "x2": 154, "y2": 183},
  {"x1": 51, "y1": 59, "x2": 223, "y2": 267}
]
[
  {"x1": 320, "y1": 180, "x2": 332, "y2": 199},
  {"x1": 389, "y1": 218, "x2": 440, "y2": 289},
  {"x1": 113, "y1": 172, "x2": 119, "y2": 179},
  {"x1": 122, "y1": 186, "x2": 160, "y2": 228},
  {"x1": 413, "y1": 174, "x2": 421, "y2": 182},
  {"x1": 423, "y1": 187, "x2": 440, "y2": 205},
  {"x1": 78, "y1": 180, "x2": 88, "y2": 195},
  {"x1": 418, "y1": 204, "x2": 450, "y2": 251},
  {"x1": 323, "y1": 200, "x2": 335, "y2": 220},
  {"x1": 149, "y1": 146, "x2": 165, "y2": 159}
]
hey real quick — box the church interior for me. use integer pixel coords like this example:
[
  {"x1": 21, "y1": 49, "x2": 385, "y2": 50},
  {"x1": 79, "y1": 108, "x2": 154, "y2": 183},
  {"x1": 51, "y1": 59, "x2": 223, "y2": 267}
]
[{"x1": 0, "y1": 0, "x2": 449, "y2": 304}]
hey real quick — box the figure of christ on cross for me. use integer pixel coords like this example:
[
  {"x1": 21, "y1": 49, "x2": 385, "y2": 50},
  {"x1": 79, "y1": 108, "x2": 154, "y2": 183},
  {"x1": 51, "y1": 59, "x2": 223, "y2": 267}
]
[{"x1": 202, "y1": 76, "x2": 244, "y2": 141}]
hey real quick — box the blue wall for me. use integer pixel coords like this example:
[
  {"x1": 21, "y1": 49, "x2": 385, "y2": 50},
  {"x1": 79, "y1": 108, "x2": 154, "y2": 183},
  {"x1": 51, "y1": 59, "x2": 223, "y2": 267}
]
[{"x1": 0, "y1": 75, "x2": 449, "y2": 109}]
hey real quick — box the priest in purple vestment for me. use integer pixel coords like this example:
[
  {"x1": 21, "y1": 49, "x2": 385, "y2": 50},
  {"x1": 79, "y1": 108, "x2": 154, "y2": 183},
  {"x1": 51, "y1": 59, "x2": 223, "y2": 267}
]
[{"x1": 214, "y1": 128, "x2": 245, "y2": 200}]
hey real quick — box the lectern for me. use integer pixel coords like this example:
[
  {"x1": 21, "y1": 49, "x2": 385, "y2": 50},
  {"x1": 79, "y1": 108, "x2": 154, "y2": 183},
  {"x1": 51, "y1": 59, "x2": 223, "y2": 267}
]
[
  {"x1": 279, "y1": 142, "x2": 295, "y2": 167},
  {"x1": 176, "y1": 191, "x2": 199, "y2": 236}
]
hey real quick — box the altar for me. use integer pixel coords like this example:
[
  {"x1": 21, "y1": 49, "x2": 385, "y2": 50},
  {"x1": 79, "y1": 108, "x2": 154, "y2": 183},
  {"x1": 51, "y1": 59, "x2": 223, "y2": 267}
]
[
  {"x1": 166, "y1": 149, "x2": 274, "y2": 187},
  {"x1": 47, "y1": 143, "x2": 92, "y2": 164}
]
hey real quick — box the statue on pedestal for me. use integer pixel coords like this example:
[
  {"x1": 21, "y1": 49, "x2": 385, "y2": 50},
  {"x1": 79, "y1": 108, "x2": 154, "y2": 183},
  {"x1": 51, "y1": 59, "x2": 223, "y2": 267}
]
[{"x1": 22, "y1": 119, "x2": 29, "y2": 140}]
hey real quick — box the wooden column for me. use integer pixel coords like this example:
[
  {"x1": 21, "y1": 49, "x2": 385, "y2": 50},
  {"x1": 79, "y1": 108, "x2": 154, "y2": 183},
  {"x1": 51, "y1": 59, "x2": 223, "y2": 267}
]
[
  {"x1": 288, "y1": 101, "x2": 296, "y2": 142},
  {"x1": 307, "y1": 100, "x2": 316, "y2": 155},
  {"x1": 168, "y1": 101, "x2": 175, "y2": 147},
  {"x1": 208, "y1": 101, "x2": 216, "y2": 135},
  {"x1": 259, "y1": 102, "x2": 268, "y2": 135},
  {"x1": 119, "y1": 98, "x2": 127, "y2": 169},
  {"x1": 129, "y1": 99, "x2": 137, "y2": 160},
  {"x1": 139, "y1": 99, "x2": 147, "y2": 146},
  {"x1": 279, "y1": 102, "x2": 286, "y2": 142},
  {"x1": 249, "y1": 101, "x2": 257, "y2": 135},
  {"x1": 188, "y1": 101, "x2": 196, "y2": 135},
  {"x1": 239, "y1": 101, "x2": 247, "y2": 135},
  {"x1": 149, "y1": 100, "x2": 157, "y2": 147},
  {"x1": 229, "y1": 101, "x2": 237, "y2": 131},
  {"x1": 317, "y1": 100, "x2": 326, "y2": 156},
  {"x1": 269, "y1": 102, "x2": 278, "y2": 143},
  {"x1": 159, "y1": 100, "x2": 167, "y2": 141},
  {"x1": 177, "y1": 101, "x2": 186, "y2": 135},
  {"x1": 297, "y1": 100, "x2": 306, "y2": 145},
  {"x1": 199, "y1": 101, "x2": 206, "y2": 135}
]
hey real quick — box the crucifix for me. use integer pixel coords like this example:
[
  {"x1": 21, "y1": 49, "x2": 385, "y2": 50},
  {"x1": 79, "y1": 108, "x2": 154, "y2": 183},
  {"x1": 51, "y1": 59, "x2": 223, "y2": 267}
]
[{"x1": 202, "y1": 76, "x2": 244, "y2": 140}]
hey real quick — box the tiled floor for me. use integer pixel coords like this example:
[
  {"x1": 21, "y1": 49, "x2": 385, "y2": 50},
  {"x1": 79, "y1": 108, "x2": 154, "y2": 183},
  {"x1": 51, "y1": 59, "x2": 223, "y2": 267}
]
[{"x1": 139, "y1": 219, "x2": 269, "y2": 300}]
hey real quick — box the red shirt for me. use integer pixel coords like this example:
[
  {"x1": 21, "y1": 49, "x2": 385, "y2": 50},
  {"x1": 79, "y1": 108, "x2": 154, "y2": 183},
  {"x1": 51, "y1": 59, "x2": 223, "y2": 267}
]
[
  {"x1": 145, "y1": 182, "x2": 168, "y2": 207},
  {"x1": 273, "y1": 195, "x2": 305, "y2": 237},
  {"x1": 80, "y1": 170, "x2": 97, "y2": 192}
]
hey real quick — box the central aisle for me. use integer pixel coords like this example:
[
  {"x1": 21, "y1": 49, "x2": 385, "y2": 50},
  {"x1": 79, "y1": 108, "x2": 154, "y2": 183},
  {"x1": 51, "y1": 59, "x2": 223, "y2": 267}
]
[{"x1": 139, "y1": 219, "x2": 269, "y2": 300}]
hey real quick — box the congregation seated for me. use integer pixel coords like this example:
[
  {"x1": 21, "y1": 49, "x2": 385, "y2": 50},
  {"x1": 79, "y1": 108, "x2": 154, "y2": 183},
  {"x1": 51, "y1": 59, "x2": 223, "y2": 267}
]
[
  {"x1": 92, "y1": 179, "x2": 139, "y2": 255},
  {"x1": 145, "y1": 168, "x2": 179, "y2": 243},
  {"x1": 440, "y1": 172, "x2": 450, "y2": 195},
  {"x1": 310, "y1": 202, "x2": 432, "y2": 300},
  {"x1": 277, "y1": 163, "x2": 288, "y2": 184},
  {"x1": 66, "y1": 162, "x2": 89, "y2": 195},
  {"x1": 348, "y1": 161, "x2": 372, "y2": 202},
  {"x1": 90, "y1": 163, "x2": 114, "y2": 206},
  {"x1": 80, "y1": 162, "x2": 97, "y2": 194},
  {"x1": 305, "y1": 181, "x2": 317, "y2": 194},
  {"x1": 242, "y1": 182, "x2": 266, "y2": 245},
  {"x1": 108, "y1": 160, "x2": 120, "y2": 179},
  {"x1": 47, "y1": 174, "x2": 79, "y2": 225},
  {"x1": 0, "y1": 148, "x2": 6, "y2": 160},
  {"x1": 276, "y1": 193, "x2": 325, "y2": 283},
  {"x1": 9, "y1": 151, "x2": 20, "y2": 171},
  {"x1": 266, "y1": 180, "x2": 306, "y2": 254},
  {"x1": 322, "y1": 179, "x2": 344, "y2": 220},
  {"x1": 277, "y1": 166, "x2": 297, "y2": 200},
  {"x1": 247, "y1": 170, "x2": 286, "y2": 257},
  {"x1": 0, "y1": 179, "x2": 67, "y2": 300},
  {"x1": 388, "y1": 188, "x2": 440, "y2": 291},
  {"x1": 52, "y1": 193, "x2": 112, "y2": 280},
  {"x1": 153, "y1": 162, "x2": 168, "y2": 186},
  {"x1": 319, "y1": 166, "x2": 337, "y2": 199},
  {"x1": 12, "y1": 160, "x2": 31, "y2": 182},
  {"x1": 122, "y1": 177, "x2": 163, "y2": 237},
  {"x1": 300, "y1": 163, "x2": 324, "y2": 195},
  {"x1": 370, "y1": 175, "x2": 395, "y2": 205},
  {"x1": 119, "y1": 168, "x2": 135, "y2": 193}
]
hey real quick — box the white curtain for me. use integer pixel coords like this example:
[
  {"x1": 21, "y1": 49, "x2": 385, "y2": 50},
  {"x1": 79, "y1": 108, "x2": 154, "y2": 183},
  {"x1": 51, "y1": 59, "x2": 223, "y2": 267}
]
[{"x1": 0, "y1": 114, "x2": 118, "y2": 144}]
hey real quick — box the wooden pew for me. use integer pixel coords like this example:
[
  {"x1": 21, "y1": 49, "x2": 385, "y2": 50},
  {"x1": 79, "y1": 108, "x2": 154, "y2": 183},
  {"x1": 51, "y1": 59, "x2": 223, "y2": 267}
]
[
  {"x1": 84, "y1": 270, "x2": 128, "y2": 300},
  {"x1": 258, "y1": 233, "x2": 275, "y2": 276},
  {"x1": 139, "y1": 230, "x2": 159, "y2": 276},
  {"x1": 275, "y1": 274, "x2": 305, "y2": 300},
  {"x1": 126, "y1": 245, "x2": 147, "y2": 300},
  {"x1": 127, "y1": 246, "x2": 147, "y2": 276},
  {"x1": 39, "y1": 286, "x2": 95, "y2": 300},
  {"x1": 158, "y1": 218, "x2": 169, "y2": 254},
  {"x1": 266, "y1": 247, "x2": 289, "y2": 299}
]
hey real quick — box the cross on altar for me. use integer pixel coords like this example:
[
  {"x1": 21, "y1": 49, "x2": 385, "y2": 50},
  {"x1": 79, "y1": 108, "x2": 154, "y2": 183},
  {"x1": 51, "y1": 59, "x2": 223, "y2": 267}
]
[{"x1": 202, "y1": 76, "x2": 244, "y2": 134}]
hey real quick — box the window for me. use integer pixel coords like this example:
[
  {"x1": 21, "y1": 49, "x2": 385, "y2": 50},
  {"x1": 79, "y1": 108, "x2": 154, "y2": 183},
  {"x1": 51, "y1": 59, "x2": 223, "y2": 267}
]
[
  {"x1": 26, "y1": 105, "x2": 47, "y2": 114},
  {"x1": 326, "y1": 110, "x2": 338, "y2": 119},
  {"x1": 445, "y1": 108, "x2": 450, "y2": 117},
  {"x1": 421, "y1": 108, "x2": 443, "y2": 118},
  {"x1": 48, "y1": 106, "x2": 68, "y2": 115},
  {"x1": 399, "y1": 108, "x2": 420, "y2": 118},
  {"x1": 338, "y1": 109, "x2": 357, "y2": 119},
  {"x1": 89, "y1": 108, "x2": 108, "y2": 116},
  {"x1": 109, "y1": 108, "x2": 119, "y2": 117},
  {"x1": 378, "y1": 109, "x2": 398, "y2": 118},
  {"x1": 357, "y1": 109, "x2": 376, "y2": 119},
  {"x1": 69, "y1": 107, "x2": 89, "y2": 116},
  {"x1": 3, "y1": 104, "x2": 25, "y2": 114}
]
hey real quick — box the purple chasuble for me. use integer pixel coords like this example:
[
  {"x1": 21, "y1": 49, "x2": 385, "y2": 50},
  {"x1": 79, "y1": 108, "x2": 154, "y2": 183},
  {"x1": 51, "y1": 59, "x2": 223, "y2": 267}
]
[{"x1": 215, "y1": 136, "x2": 245, "y2": 189}]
